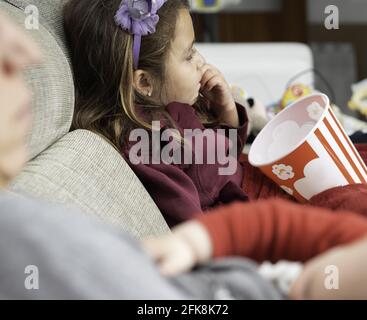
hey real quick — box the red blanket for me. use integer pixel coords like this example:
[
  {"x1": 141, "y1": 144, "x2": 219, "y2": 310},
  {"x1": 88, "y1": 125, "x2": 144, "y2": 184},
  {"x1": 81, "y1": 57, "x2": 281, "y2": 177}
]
[{"x1": 241, "y1": 144, "x2": 367, "y2": 216}]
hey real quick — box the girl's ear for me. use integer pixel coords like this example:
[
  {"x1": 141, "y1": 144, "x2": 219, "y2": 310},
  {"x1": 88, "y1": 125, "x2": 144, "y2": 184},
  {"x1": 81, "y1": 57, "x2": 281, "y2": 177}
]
[{"x1": 133, "y1": 70, "x2": 153, "y2": 97}]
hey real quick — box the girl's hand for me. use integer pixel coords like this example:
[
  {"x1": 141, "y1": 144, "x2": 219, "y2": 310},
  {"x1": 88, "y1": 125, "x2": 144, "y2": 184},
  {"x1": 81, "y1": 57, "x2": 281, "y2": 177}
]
[
  {"x1": 199, "y1": 64, "x2": 239, "y2": 127},
  {"x1": 142, "y1": 221, "x2": 213, "y2": 277}
]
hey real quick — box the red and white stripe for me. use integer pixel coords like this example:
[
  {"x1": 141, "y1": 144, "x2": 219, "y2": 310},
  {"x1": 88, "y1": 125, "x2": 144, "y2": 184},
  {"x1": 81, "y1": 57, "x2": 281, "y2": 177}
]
[{"x1": 314, "y1": 106, "x2": 367, "y2": 184}]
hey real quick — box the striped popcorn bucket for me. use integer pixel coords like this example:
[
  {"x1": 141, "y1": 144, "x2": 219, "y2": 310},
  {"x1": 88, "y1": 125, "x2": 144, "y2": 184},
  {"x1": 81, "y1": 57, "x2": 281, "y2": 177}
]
[{"x1": 249, "y1": 93, "x2": 367, "y2": 203}]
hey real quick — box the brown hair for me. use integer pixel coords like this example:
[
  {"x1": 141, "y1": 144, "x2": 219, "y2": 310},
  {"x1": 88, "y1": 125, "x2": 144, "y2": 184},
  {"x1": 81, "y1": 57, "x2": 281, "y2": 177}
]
[{"x1": 64, "y1": 0, "x2": 204, "y2": 150}]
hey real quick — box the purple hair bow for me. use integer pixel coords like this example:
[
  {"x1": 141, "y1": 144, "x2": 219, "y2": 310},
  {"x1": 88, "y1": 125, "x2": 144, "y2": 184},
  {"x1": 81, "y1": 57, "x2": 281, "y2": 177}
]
[{"x1": 115, "y1": 0, "x2": 167, "y2": 69}]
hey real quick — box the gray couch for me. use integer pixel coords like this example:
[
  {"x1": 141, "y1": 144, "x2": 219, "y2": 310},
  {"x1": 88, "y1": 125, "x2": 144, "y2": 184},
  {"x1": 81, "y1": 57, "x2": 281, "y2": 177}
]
[{"x1": 1, "y1": 0, "x2": 170, "y2": 238}]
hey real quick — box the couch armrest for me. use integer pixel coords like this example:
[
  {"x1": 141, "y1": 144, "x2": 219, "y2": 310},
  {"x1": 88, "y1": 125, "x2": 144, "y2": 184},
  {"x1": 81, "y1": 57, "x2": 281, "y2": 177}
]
[
  {"x1": 10, "y1": 130, "x2": 170, "y2": 239},
  {"x1": 196, "y1": 43, "x2": 314, "y2": 106}
]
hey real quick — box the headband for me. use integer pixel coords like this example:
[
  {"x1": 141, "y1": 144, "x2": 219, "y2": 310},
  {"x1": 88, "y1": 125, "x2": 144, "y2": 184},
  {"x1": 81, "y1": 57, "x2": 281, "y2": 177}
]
[{"x1": 115, "y1": 0, "x2": 167, "y2": 69}]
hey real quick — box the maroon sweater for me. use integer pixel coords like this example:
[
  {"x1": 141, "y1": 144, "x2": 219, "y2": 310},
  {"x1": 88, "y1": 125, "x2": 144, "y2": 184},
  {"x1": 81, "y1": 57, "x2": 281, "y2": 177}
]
[{"x1": 124, "y1": 101, "x2": 249, "y2": 227}]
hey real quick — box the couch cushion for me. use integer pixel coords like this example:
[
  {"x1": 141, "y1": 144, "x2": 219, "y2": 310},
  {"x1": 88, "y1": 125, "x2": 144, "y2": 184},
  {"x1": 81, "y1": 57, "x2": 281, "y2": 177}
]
[
  {"x1": 0, "y1": 0, "x2": 74, "y2": 160},
  {"x1": 11, "y1": 130, "x2": 170, "y2": 238}
]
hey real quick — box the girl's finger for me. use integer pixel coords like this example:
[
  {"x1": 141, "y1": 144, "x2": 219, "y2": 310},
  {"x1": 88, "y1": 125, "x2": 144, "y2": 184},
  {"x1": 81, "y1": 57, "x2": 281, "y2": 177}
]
[
  {"x1": 200, "y1": 69, "x2": 215, "y2": 87},
  {"x1": 201, "y1": 73, "x2": 217, "y2": 91},
  {"x1": 206, "y1": 77, "x2": 222, "y2": 91},
  {"x1": 200, "y1": 65, "x2": 219, "y2": 82},
  {"x1": 199, "y1": 63, "x2": 214, "y2": 75}
]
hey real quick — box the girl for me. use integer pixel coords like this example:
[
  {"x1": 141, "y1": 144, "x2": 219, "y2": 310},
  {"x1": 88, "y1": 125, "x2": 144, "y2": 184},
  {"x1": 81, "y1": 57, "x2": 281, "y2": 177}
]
[
  {"x1": 63, "y1": 0, "x2": 367, "y2": 227},
  {"x1": 63, "y1": 0, "x2": 293, "y2": 226}
]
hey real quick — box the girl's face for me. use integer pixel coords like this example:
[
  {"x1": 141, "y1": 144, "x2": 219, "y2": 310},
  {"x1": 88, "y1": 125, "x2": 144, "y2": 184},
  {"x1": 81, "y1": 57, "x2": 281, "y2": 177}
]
[
  {"x1": 162, "y1": 9, "x2": 205, "y2": 106},
  {"x1": 0, "y1": 13, "x2": 40, "y2": 188}
]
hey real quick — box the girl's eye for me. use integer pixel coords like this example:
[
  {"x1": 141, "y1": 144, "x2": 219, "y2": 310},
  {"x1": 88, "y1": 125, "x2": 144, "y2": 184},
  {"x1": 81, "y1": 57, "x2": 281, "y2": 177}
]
[{"x1": 186, "y1": 48, "x2": 196, "y2": 61}]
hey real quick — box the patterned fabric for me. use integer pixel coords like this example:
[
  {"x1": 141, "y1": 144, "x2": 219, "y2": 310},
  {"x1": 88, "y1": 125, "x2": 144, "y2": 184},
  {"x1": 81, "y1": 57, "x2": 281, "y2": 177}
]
[{"x1": 11, "y1": 130, "x2": 170, "y2": 237}]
